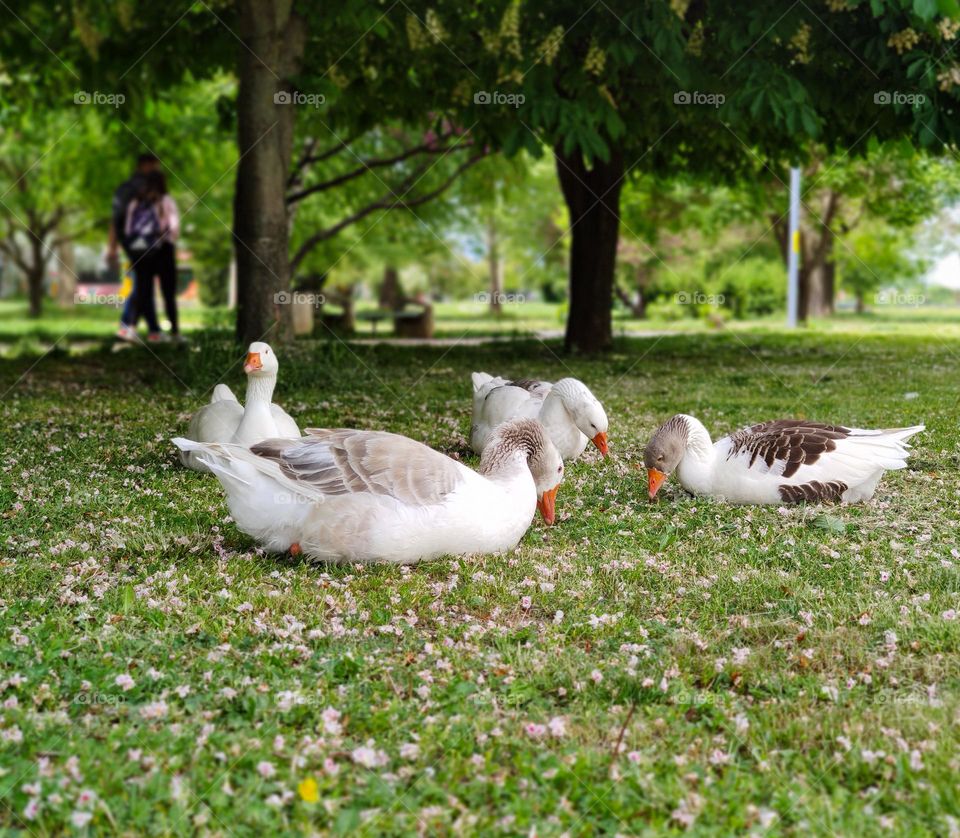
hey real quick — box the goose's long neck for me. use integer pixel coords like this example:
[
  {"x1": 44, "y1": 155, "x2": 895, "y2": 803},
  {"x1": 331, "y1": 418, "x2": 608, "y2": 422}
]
[
  {"x1": 244, "y1": 373, "x2": 276, "y2": 405},
  {"x1": 539, "y1": 391, "x2": 582, "y2": 452},
  {"x1": 234, "y1": 373, "x2": 278, "y2": 442},
  {"x1": 676, "y1": 415, "x2": 716, "y2": 494},
  {"x1": 479, "y1": 445, "x2": 529, "y2": 486}
]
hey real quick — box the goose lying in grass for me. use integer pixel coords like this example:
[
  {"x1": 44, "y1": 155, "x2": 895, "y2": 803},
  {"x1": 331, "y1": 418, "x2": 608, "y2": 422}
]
[
  {"x1": 644, "y1": 414, "x2": 924, "y2": 504},
  {"x1": 470, "y1": 373, "x2": 608, "y2": 461},
  {"x1": 172, "y1": 418, "x2": 563, "y2": 565},
  {"x1": 179, "y1": 342, "x2": 300, "y2": 472}
]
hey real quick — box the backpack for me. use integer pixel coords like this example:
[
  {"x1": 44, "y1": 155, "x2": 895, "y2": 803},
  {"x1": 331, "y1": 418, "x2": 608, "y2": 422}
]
[{"x1": 126, "y1": 200, "x2": 163, "y2": 253}]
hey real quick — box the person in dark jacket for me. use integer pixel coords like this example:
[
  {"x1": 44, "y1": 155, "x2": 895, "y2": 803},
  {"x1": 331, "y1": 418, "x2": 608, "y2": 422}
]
[
  {"x1": 108, "y1": 153, "x2": 160, "y2": 341},
  {"x1": 117, "y1": 171, "x2": 182, "y2": 343}
]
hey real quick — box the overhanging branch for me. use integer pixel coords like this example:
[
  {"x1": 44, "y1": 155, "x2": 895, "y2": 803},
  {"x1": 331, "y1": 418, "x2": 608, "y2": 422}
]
[
  {"x1": 290, "y1": 150, "x2": 487, "y2": 271},
  {"x1": 286, "y1": 133, "x2": 469, "y2": 205}
]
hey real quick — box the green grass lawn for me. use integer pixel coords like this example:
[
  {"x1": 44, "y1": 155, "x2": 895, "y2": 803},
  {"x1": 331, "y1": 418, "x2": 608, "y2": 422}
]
[
  {"x1": 5, "y1": 298, "x2": 960, "y2": 350},
  {"x1": 1, "y1": 328, "x2": 958, "y2": 834}
]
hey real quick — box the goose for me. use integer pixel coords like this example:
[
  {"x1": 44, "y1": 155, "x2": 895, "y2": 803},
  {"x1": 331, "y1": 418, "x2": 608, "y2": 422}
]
[
  {"x1": 179, "y1": 342, "x2": 301, "y2": 473},
  {"x1": 172, "y1": 418, "x2": 564, "y2": 565},
  {"x1": 470, "y1": 372, "x2": 608, "y2": 461},
  {"x1": 643, "y1": 414, "x2": 924, "y2": 504}
]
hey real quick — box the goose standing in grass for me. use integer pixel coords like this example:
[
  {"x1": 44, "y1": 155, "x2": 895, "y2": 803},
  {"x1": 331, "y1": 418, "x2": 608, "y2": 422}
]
[
  {"x1": 643, "y1": 414, "x2": 924, "y2": 504},
  {"x1": 179, "y1": 342, "x2": 300, "y2": 472},
  {"x1": 172, "y1": 418, "x2": 563, "y2": 565},
  {"x1": 470, "y1": 373, "x2": 609, "y2": 460}
]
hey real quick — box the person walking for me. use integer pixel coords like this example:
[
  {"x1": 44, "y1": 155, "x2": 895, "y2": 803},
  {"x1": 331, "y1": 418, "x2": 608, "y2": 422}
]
[
  {"x1": 117, "y1": 171, "x2": 182, "y2": 343},
  {"x1": 109, "y1": 153, "x2": 159, "y2": 339}
]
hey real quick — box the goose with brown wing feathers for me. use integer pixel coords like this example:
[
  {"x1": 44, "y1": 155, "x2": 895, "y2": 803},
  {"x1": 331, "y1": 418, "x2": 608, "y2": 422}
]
[{"x1": 643, "y1": 414, "x2": 924, "y2": 504}]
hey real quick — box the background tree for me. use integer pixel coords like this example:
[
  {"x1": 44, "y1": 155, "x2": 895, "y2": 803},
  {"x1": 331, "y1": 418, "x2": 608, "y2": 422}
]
[
  {"x1": 764, "y1": 143, "x2": 960, "y2": 320},
  {"x1": 838, "y1": 221, "x2": 928, "y2": 312},
  {"x1": 396, "y1": 0, "x2": 960, "y2": 350},
  {"x1": 0, "y1": 102, "x2": 120, "y2": 317}
]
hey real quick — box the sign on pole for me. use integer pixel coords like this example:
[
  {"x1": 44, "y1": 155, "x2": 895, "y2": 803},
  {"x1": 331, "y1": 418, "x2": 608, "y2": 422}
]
[{"x1": 786, "y1": 166, "x2": 801, "y2": 328}]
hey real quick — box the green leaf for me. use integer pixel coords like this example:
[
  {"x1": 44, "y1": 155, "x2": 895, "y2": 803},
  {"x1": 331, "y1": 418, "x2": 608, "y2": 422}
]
[
  {"x1": 334, "y1": 808, "x2": 361, "y2": 835},
  {"x1": 800, "y1": 108, "x2": 819, "y2": 137},
  {"x1": 811, "y1": 514, "x2": 848, "y2": 534},
  {"x1": 121, "y1": 583, "x2": 135, "y2": 614},
  {"x1": 914, "y1": 0, "x2": 939, "y2": 19},
  {"x1": 906, "y1": 57, "x2": 930, "y2": 79}
]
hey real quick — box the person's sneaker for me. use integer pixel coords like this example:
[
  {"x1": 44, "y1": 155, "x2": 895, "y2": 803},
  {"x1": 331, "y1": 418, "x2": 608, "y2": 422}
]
[
  {"x1": 147, "y1": 332, "x2": 171, "y2": 344},
  {"x1": 116, "y1": 325, "x2": 139, "y2": 343},
  {"x1": 171, "y1": 333, "x2": 189, "y2": 345}
]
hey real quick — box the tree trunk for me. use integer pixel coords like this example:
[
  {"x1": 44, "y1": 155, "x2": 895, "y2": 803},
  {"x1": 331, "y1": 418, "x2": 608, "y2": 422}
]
[
  {"x1": 379, "y1": 265, "x2": 402, "y2": 310},
  {"x1": 555, "y1": 144, "x2": 624, "y2": 352},
  {"x1": 799, "y1": 239, "x2": 835, "y2": 320},
  {"x1": 27, "y1": 267, "x2": 44, "y2": 318},
  {"x1": 796, "y1": 191, "x2": 839, "y2": 322},
  {"x1": 233, "y1": 0, "x2": 305, "y2": 345},
  {"x1": 822, "y1": 258, "x2": 836, "y2": 315},
  {"x1": 26, "y1": 235, "x2": 46, "y2": 318},
  {"x1": 855, "y1": 292, "x2": 865, "y2": 314},
  {"x1": 614, "y1": 284, "x2": 647, "y2": 318},
  {"x1": 486, "y1": 217, "x2": 503, "y2": 314}
]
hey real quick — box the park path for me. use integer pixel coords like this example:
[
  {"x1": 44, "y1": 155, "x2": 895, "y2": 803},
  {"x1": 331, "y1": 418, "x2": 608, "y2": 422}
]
[{"x1": 349, "y1": 329, "x2": 677, "y2": 347}]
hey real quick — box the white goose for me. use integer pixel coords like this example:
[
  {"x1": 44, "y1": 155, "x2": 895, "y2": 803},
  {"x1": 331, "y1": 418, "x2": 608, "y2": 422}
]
[
  {"x1": 179, "y1": 342, "x2": 300, "y2": 473},
  {"x1": 470, "y1": 372, "x2": 609, "y2": 461},
  {"x1": 644, "y1": 414, "x2": 924, "y2": 504},
  {"x1": 172, "y1": 418, "x2": 564, "y2": 565}
]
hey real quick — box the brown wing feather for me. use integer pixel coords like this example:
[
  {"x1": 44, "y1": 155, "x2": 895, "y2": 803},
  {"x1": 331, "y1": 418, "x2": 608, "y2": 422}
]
[
  {"x1": 506, "y1": 378, "x2": 546, "y2": 392},
  {"x1": 727, "y1": 420, "x2": 852, "y2": 478},
  {"x1": 251, "y1": 430, "x2": 463, "y2": 505},
  {"x1": 779, "y1": 480, "x2": 848, "y2": 503}
]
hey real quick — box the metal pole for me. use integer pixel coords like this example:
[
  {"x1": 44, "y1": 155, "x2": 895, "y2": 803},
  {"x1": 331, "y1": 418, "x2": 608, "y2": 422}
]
[{"x1": 786, "y1": 166, "x2": 801, "y2": 328}]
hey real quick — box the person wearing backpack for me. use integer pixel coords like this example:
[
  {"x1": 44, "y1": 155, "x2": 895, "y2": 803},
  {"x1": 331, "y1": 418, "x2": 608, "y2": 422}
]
[
  {"x1": 110, "y1": 153, "x2": 159, "y2": 336},
  {"x1": 116, "y1": 171, "x2": 182, "y2": 343}
]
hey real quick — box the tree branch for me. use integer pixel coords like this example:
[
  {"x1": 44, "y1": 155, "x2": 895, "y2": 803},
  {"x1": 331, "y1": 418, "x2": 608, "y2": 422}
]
[
  {"x1": 291, "y1": 151, "x2": 487, "y2": 271},
  {"x1": 286, "y1": 134, "x2": 468, "y2": 205},
  {"x1": 286, "y1": 136, "x2": 319, "y2": 189}
]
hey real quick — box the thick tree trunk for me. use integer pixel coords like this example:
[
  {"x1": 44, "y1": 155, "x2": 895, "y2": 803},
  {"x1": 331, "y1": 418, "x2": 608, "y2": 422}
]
[
  {"x1": 233, "y1": 0, "x2": 305, "y2": 345},
  {"x1": 799, "y1": 234, "x2": 835, "y2": 320},
  {"x1": 26, "y1": 235, "x2": 46, "y2": 318},
  {"x1": 822, "y1": 258, "x2": 836, "y2": 315},
  {"x1": 555, "y1": 144, "x2": 624, "y2": 353},
  {"x1": 486, "y1": 217, "x2": 503, "y2": 314},
  {"x1": 27, "y1": 267, "x2": 44, "y2": 318},
  {"x1": 855, "y1": 292, "x2": 865, "y2": 314},
  {"x1": 379, "y1": 265, "x2": 402, "y2": 310}
]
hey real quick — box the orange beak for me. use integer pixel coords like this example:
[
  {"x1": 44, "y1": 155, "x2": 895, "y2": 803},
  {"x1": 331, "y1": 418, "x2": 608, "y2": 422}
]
[
  {"x1": 244, "y1": 352, "x2": 262, "y2": 373},
  {"x1": 536, "y1": 486, "x2": 558, "y2": 525},
  {"x1": 591, "y1": 431, "x2": 608, "y2": 457},
  {"x1": 647, "y1": 468, "x2": 668, "y2": 499}
]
